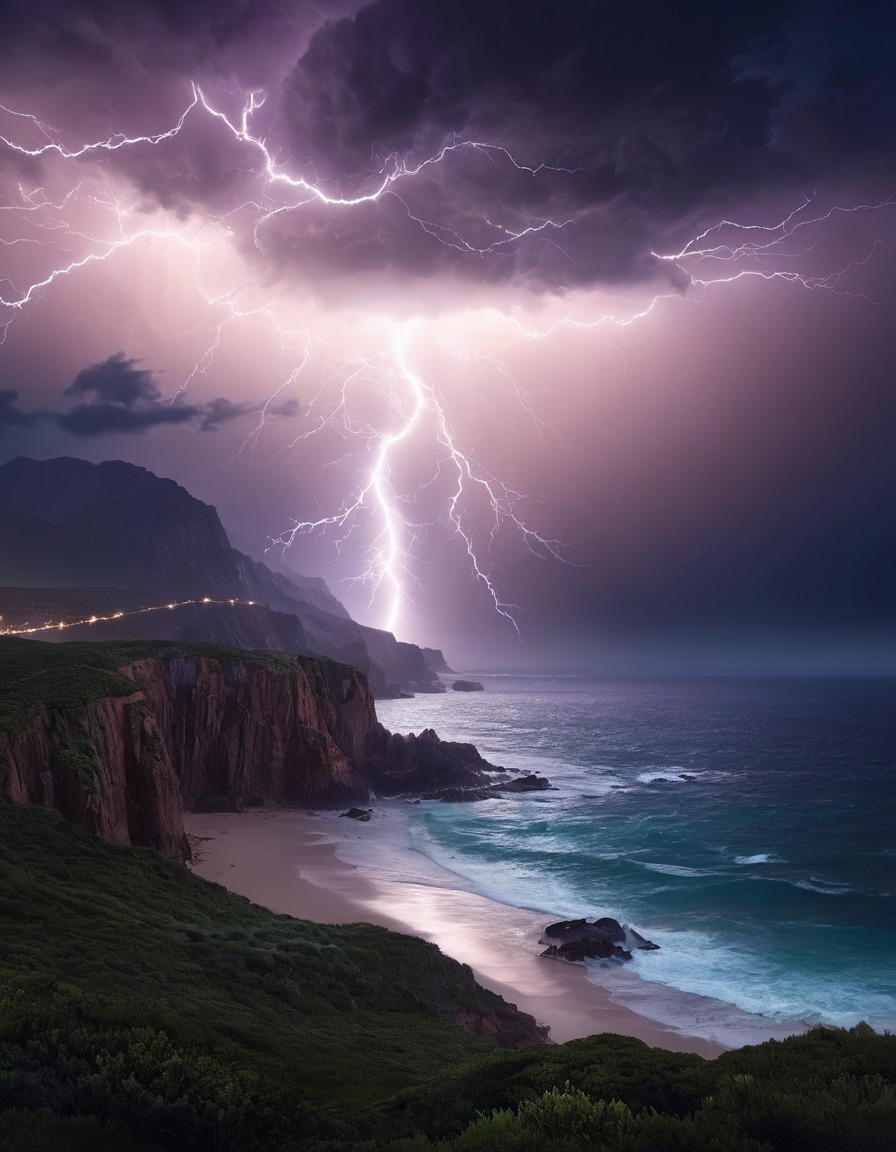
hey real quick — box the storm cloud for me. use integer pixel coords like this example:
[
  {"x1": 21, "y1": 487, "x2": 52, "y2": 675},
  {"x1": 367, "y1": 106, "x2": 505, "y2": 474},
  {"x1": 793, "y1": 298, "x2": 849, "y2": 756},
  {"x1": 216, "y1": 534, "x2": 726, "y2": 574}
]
[
  {"x1": 0, "y1": 389, "x2": 40, "y2": 431},
  {"x1": 51, "y1": 353, "x2": 297, "y2": 436},
  {"x1": 0, "y1": 1, "x2": 894, "y2": 668},
  {"x1": 2, "y1": 0, "x2": 894, "y2": 296}
]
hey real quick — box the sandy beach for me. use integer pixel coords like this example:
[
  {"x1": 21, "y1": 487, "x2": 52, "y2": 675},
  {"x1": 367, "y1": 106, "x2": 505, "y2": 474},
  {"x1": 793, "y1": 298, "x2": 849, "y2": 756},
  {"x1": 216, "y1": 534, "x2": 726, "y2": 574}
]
[{"x1": 186, "y1": 806, "x2": 727, "y2": 1057}]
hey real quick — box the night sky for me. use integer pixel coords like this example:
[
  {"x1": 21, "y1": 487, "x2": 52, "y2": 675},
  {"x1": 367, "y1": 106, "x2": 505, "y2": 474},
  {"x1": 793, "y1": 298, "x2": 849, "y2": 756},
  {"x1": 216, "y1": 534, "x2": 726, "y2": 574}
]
[{"x1": 1, "y1": 0, "x2": 894, "y2": 671}]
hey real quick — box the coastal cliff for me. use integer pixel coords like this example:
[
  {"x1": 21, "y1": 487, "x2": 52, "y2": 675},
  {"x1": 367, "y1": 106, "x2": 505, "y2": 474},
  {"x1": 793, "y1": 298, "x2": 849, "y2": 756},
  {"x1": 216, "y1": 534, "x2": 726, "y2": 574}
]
[
  {"x1": 0, "y1": 639, "x2": 380, "y2": 861},
  {"x1": 0, "y1": 637, "x2": 500, "y2": 862}
]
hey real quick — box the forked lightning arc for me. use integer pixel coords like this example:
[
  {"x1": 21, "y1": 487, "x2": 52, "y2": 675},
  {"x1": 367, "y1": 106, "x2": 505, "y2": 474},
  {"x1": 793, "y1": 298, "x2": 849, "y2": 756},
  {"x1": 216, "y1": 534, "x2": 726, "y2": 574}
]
[{"x1": 1, "y1": 86, "x2": 892, "y2": 635}]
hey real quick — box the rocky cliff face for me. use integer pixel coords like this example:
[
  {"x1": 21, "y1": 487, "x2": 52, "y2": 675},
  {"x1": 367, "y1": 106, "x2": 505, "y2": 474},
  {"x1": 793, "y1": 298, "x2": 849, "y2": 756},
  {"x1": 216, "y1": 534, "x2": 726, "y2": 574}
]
[
  {"x1": 1, "y1": 637, "x2": 510, "y2": 862},
  {"x1": 2, "y1": 692, "x2": 186, "y2": 858},
  {"x1": 1, "y1": 648, "x2": 379, "y2": 861}
]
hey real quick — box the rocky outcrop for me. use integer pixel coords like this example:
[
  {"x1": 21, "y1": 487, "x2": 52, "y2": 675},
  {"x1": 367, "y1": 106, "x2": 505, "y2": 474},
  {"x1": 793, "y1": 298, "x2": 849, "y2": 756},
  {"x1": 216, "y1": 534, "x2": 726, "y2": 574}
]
[
  {"x1": 365, "y1": 727, "x2": 503, "y2": 795},
  {"x1": 0, "y1": 639, "x2": 551, "y2": 861},
  {"x1": 452, "y1": 679, "x2": 484, "y2": 692},
  {"x1": 422, "y1": 647, "x2": 455, "y2": 674},
  {"x1": 2, "y1": 693, "x2": 186, "y2": 859},
  {"x1": 539, "y1": 917, "x2": 659, "y2": 963},
  {"x1": 422, "y1": 774, "x2": 552, "y2": 802},
  {"x1": 124, "y1": 653, "x2": 374, "y2": 815}
]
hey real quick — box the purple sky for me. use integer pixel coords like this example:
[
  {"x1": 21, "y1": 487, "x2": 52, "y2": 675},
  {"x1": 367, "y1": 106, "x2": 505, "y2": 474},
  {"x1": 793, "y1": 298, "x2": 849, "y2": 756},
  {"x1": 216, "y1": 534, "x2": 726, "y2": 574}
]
[{"x1": 1, "y1": 0, "x2": 894, "y2": 671}]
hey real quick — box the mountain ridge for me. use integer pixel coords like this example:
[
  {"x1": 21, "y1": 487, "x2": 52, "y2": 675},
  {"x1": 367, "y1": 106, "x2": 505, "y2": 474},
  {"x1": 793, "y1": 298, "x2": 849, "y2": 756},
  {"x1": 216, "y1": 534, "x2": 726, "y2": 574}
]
[{"x1": 0, "y1": 456, "x2": 449, "y2": 696}]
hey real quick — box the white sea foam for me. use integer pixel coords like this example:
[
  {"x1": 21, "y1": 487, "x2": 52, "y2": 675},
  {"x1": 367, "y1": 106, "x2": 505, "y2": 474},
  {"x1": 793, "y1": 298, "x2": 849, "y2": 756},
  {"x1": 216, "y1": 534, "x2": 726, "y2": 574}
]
[
  {"x1": 375, "y1": 677, "x2": 896, "y2": 1042},
  {"x1": 639, "y1": 862, "x2": 723, "y2": 878},
  {"x1": 791, "y1": 878, "x2": 853, "y2": 895},
  {"x1": 635, "y1": 769, "x2": 689, "y2": 785},
  {"x1": 591, "y1": 924, "x2": 896, "y2": 1043}
]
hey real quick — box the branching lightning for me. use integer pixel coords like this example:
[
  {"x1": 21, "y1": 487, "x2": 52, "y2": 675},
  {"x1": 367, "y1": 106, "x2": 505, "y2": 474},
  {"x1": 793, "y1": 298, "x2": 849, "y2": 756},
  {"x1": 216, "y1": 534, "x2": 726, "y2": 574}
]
[{"x1": 1, "y1": 83, "x2": 892, "y2": 637}]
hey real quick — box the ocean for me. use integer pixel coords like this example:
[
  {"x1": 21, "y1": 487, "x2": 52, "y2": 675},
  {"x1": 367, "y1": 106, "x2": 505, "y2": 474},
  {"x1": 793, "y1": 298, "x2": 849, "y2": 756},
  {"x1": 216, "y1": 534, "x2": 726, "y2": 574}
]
[{"x1": 376, "y1": 675, "x2": 896, "y2": 1045}]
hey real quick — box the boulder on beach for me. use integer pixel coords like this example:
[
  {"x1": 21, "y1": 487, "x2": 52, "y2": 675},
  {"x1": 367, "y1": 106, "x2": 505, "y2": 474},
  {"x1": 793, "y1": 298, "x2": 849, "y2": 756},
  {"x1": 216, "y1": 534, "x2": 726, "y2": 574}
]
[
  {"x1": 539, "y1": 916, "x2": 658, "y2": 963},
  {"x1": 340, "y1": 807, "x2": 373, "y2": 822}
]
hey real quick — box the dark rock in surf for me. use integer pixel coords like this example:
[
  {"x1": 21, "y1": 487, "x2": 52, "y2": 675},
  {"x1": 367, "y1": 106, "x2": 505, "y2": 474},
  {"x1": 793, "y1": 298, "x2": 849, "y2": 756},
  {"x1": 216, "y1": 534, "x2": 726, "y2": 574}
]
[
  {"x1": 541, "y1": 938, "x2": 632, "y2": 963},
  {"x1": 628, "y1": 927, "x2": 660, "y2": 950},
  {"x1": 452, "y1": 679, "x2": 485, "y2": 692},
  {"x1": 424, "y1": 774, "x2": 552, "y2": 803},
  {"x1": 499, "y1": 774, "x2": 551, "y2": 793},
  {"x1": 340, "y1": 807, "x2": 373, "y2": 821},
  {"x1": 423, "y1": 787, "x2": 498, "y2": 802},
  {"x1": 539, "y1": 916, "x2": 658, "y2": 964}
]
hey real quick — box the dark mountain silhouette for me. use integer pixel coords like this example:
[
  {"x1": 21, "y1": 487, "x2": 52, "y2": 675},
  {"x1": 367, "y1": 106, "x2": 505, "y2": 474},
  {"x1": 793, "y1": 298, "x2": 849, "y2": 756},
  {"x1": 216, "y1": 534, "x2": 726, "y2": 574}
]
[{"x1": 0, "y1": 456, "x2": 447, "y2": 695}]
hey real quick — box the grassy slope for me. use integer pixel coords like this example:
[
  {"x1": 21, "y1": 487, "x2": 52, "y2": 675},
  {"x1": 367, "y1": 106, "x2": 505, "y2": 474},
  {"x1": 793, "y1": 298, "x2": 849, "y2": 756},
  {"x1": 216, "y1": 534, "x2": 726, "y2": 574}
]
[
  {"x1": 2, "y1": 800, "x2": 894, "y2": 1152},
  {"x1": 2, "y1": 637, "x2": 895, "y2": 1151},
  {"x1": 0, "y1": 636, "x2": 322, "y2": 734},
  {"x1": 0, "y1": 801, "x2": 511, "y2": 1112}
]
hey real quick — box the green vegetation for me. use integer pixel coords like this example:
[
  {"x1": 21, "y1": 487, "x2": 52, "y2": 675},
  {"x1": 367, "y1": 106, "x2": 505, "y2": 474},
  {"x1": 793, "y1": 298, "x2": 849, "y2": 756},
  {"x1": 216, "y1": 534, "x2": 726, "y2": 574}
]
[
  {"x1": 1, "y1": 799, "x2": 894, "y2": 1151},
  {"x1": 0, "y1": 639, "x2": 137, "y2": 733},
  {"x1": 1, "y1": 637, "x2": 895, "y2": 1150},
  {"x1": 0, "y1": 637, "x2": 342, "y2": 735},
  {"x1": 0, "y1": 799, "x2": 522, "y2": 1150},
  {"x1": 384, "y1": 1027, "x2": 896, "y2": 1151}
]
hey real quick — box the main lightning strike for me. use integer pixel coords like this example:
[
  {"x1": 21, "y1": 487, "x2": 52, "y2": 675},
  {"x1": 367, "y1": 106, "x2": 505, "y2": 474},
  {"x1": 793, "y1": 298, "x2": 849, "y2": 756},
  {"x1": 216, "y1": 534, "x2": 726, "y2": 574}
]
[{"x1": 0, "y1": 82, "x2": 892, "y2": 636}]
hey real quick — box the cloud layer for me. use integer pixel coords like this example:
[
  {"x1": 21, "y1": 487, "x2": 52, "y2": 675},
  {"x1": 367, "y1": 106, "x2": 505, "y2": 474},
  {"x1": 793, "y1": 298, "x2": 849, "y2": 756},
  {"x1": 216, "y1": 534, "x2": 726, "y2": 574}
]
[
  {"x1": 3, "y1": 0, "x2": 894, "y2": 298},
  {"x1": 0, "y1": 353, "x2": 297, "y2": 437}
]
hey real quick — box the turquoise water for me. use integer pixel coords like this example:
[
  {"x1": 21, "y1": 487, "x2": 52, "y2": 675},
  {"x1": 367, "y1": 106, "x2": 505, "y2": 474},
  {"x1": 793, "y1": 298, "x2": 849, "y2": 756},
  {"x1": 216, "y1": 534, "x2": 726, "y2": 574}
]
[{"x1": 377, "y1": 676, "x2": 896, "y2": 1037}]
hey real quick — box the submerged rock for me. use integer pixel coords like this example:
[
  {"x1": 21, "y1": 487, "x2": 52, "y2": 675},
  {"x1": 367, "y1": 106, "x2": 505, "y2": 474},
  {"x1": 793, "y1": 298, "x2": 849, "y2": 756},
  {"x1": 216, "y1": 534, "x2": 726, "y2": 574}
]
[
  {"x1": 422, "y1": 773, "x2": 553, "y2": 803},
  {"x1": 422, "y1": 787, "x2": 497, "y2": 802},
  {"x1": 500, "y1": 774, "x2": 551, "y2": 793}
]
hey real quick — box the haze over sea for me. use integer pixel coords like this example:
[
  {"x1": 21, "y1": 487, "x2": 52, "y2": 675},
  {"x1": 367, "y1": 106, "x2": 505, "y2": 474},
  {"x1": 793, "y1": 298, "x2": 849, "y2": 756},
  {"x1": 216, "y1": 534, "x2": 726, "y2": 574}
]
[{"x1": 377, "y1": 676, "x2": 896, "y2": 1046}]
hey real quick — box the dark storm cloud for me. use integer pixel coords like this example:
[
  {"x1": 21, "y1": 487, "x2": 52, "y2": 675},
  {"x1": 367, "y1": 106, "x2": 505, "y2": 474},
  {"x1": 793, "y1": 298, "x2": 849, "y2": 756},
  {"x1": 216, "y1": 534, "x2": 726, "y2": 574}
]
[
  {"x1": 66, "y1": 352, "x2": 159, "y2": 407},
  {"x1": 265, "y1": 0, "x2": 896, "y2": 291},
  {"x1": 0, "y1": 0, "x2": 343, "y2": 85},
  {"x1": 0, "y1": 389, "x2": 41, "y2": 431},
  {"x1": 4, "y1": 0, "x2": 893, "y2": 295},
  {"x1": 55, "y1": 353, "x2": 299, "y2": 437},
  {"x1": 57, "y1": 400, "x2": 198, "y2": 436}
]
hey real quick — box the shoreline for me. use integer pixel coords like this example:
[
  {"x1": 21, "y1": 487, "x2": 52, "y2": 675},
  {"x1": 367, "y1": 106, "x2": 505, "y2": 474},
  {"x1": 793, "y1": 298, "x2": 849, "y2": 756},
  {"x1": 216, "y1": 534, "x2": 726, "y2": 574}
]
[{"x1": 186, "y1": 806, "x2": 738, "y2": 1057}]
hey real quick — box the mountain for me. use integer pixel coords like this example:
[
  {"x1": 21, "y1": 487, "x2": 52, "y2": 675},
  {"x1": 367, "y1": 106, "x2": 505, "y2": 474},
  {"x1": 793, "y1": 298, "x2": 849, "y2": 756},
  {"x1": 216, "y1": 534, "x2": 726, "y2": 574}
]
[
  {"x1": 225, "y1": 525, "x2": 353, "y2": 619},
  {"x1": 0, "y1": 456, "x2": 446, "y2": 695}
]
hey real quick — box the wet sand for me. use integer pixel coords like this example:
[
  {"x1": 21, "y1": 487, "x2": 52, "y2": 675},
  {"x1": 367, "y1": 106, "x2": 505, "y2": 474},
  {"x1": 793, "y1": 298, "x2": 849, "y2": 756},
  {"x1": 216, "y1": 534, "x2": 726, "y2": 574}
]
[{"x1": 186, "y1": 807, "x2": 726, "y2": 1057}]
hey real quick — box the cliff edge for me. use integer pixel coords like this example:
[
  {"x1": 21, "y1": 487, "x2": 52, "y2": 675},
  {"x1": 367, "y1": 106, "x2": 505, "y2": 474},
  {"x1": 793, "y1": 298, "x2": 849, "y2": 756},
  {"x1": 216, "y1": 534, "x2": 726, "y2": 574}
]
[
  {"x1": 0, "y1": 639, "x2": 378, "y2": 860},
  {"x1": 0, "y1": 637, "x2": 502, "y2": 861}
]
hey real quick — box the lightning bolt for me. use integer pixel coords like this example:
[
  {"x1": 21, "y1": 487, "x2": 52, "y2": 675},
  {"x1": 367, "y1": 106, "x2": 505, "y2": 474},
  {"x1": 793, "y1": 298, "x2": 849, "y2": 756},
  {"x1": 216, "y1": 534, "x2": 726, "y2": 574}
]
[{"x1": 1, "y1": 84, "x2": 892, "y2": 638}]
